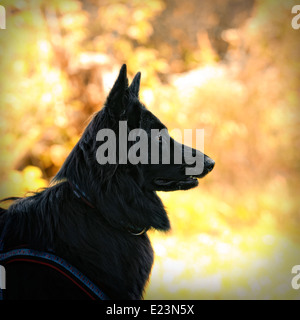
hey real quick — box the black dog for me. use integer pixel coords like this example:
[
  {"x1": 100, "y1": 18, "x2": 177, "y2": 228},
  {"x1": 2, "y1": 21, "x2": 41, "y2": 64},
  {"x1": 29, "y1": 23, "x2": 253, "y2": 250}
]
[{"x1": 0, "y1": 65, "x2": 214, "y2": 300}]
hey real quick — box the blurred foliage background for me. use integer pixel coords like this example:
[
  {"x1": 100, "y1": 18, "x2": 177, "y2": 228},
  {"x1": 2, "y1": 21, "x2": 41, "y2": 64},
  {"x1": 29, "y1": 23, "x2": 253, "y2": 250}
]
[{"x1": 0, "y1": 0, "x2": 300, "y2": 299}]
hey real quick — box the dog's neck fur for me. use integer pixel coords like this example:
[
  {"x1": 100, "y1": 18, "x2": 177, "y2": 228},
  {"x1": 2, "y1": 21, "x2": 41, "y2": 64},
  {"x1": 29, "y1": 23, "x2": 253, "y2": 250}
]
[
  {"x1": 68, "y1": 179, "x2": 149, "y2": 236},
  {"x1": 53, "y1": 182, "x2": 154, "y2": 300}
]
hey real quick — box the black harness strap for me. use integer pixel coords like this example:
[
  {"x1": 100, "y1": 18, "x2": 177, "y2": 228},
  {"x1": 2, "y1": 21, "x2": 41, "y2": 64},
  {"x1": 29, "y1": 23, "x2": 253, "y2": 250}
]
[{"x1": 0, "y1": 248, "x2": 109, "y2": 300}]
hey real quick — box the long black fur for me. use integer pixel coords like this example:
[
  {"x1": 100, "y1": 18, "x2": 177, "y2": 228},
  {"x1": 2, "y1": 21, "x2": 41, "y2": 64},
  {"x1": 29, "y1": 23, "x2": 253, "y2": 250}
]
[{"x1": 0, "y1": 64, "x2": 214, "y2": 300}]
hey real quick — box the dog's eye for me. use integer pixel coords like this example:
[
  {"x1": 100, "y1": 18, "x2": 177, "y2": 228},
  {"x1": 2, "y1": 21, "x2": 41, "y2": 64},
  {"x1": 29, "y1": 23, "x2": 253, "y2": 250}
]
[{"x1": 156, "y1": 133, "x2": 163, "y2": 142}]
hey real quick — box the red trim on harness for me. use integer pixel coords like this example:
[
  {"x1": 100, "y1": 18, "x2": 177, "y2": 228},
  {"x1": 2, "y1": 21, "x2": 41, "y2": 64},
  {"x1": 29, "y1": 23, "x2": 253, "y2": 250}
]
[{"x1": 5, "y1": 258, "x2": 96, "y2": 300}]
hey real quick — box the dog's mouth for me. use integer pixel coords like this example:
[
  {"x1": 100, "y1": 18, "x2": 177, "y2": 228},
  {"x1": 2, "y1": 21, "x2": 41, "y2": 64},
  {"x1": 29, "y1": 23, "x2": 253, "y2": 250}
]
[
  {"x1": 153, "y1": 164, "x2": 215, "y2": 191},
  {"x1": 153, "y1": 176, "x2": 199, "y2": 191}
]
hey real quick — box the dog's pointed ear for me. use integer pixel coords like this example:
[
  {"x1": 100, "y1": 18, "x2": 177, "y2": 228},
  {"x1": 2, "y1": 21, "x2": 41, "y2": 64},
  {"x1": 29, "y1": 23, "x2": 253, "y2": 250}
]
[
  {"x1": 106, "y1": 64, "x2": 129, "y2": 116},
  {"x1": 129, "y1": 72, "x2": 141, "y2": 98}
]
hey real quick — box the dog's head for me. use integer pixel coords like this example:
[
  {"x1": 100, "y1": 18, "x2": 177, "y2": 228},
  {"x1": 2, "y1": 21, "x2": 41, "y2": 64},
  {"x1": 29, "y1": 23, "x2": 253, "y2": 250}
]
[{"x1": 101, "y1": 64, "x2": 215, "y2": 192}]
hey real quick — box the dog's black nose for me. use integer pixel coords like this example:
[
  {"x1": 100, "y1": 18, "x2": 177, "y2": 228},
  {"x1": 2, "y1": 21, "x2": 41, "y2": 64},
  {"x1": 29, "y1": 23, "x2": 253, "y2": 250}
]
[{"x1": 205, "y1": 158, "x2": 215, "y2": 172}]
